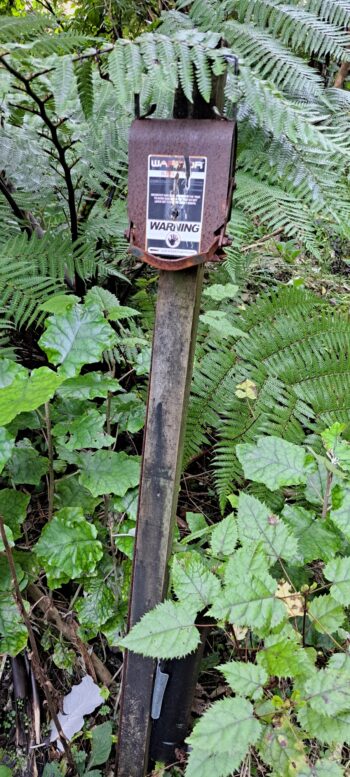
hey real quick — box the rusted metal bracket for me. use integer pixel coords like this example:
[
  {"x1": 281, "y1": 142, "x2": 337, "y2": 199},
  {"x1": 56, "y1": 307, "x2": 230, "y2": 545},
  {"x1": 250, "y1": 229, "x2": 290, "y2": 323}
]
[{"x1": 127, "y1": 118, "x2": 236, "y2": 271}]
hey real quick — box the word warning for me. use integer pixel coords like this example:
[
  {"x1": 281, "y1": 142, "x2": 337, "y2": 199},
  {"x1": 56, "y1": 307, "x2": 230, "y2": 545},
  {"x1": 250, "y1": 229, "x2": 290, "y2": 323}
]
[{"x1": 146, "y1": 154, "x2": 207, "y2": 258}]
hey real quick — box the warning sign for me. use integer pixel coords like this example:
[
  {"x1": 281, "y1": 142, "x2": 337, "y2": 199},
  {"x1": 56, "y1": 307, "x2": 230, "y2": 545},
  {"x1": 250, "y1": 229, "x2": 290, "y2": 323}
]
[{"x1": 146, "y1": 155, "x2": 207, "y2": 258}]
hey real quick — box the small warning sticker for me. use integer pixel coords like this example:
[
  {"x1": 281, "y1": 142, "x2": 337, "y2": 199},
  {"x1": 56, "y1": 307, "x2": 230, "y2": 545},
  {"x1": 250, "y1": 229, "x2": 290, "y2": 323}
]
[{"x1": 146, "y1": 154, "x2": 207, "y2": 258}]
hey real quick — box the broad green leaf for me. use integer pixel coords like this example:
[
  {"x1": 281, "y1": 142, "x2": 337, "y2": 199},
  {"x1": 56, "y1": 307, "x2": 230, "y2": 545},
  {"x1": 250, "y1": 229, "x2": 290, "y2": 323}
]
[
  {"x1": 76, "y1": 579, "x2": 115, "y2": 639},
  {"x1": 42, "y1": 762, "x2": 61, "y2": 776},
  {"x1": 85, "y1": 287, "x2": 139, "y2": 321},
  {"x1": 0, "y1": 767, "x2": 13, "y2": 777},
  {"x1": 297, "y1": 704, "x2": 350, "y2": 744},
  {"x1": 54, "y1": 476, "x2": 100, "y2": 513},
  {"x1": 186, "y1": 512, "x2": 207, "y2": 533},
  {"x1": 224, "y1": 544, "x2": 268, "y2": 584},
  {"x1": 303, "y1": 668, "x2": 350, "y2": 715},
  {"x1": 282, "y1": 505, "x2": 340, "y2": 563},
  {"x1": 34, "y1": 507, "x2": 103, "y2": 588},
  {"x1": 297, "y1": 760, "x2": 344, "y2": 777},
  {"x1": 39, "y1": 303, "x2": 116, "y2": 377},
  {"x1": 0, "y1": 489, "x2": 30, "y2": 540},
  {"x1": 88, "y1": 722, "x2": 113, "y2": 769},
  {"x1": 172, "y1": 554, "x2": 221, "y2": 611},
  {"x1": 0, "y1": 361, "x2": 63, "y2": 425},
  {"x1": 120, "y1": 600, "x2": 200, "y2": 659},
  {"x1": 39, "y1": 294, "x2": 80, "y2": 314},
  {"x1": 321, "y1": 423, "x2": 347, "y2": 453},
  {"x1": 257, "y1": 633, "x2": 316, "y2": 679},
  {"x1": 114, "y1": 518, "x2": 135, "y2": 559},
  {"x1": 0, "y1": 524, "x2": 14, "y2": 552},
  {"x1": 6, "y1": 441, "x2": 48, "y2": 485},
  {"x1": 185, "y1": 748, "x2": 242, "y2": 777},
  {"x1": 218, "y1": 660, "x2": 268, "y2": 700},
  {"x1": 112, "y1": 489, "x2": 138, "y2": 520},
  {"x1": 109, "y1": 393, "x2": 145, "y2": 433},
  {"x1": 0, "y1": 555, "x2": 26, "y2": 591},
  {"x1": 79, "y1": 450, "x2": 140, "y2": 497},
  {"x1": 199, "y1": 310, "x2": 246, "y2": 339},
  {"x1": 258, "y1": 719, "x2": 307, "y2": 777},
  {"x1": 308, "y1": 595, "x2": 345, "y2": 634},
  {"x1": 203, "y1": 283, "x2": 238, "y2": 301},
  {"x1": 0, "y1": 427, "x2": 15, "y2": 473},
  {"x1": 210, "y1": 514, "x2": 238, "y2": 556},
  {"x1": 0, "y1": 592, "x2": 28, "y2": 655},
  {"x1": 324, "y1": 557, "x2": 350, "y2": 605},
  {"x1": 186, "y1": 697, "x2": 261, "y2": 761},
  {"x1": 236, "y1": 436, "x2": 308, "y2": 491},
  {"x1": 330, "y1": 486, "x2": 350, "y2": 541},
  {"x1": 57, "y1": 372, "x2": 121, "y2": 400},
  {"x1": 237, "y1": 493, "x2": 299, "y2": 563},
  {"x1": 209, "y1": 572, "x2": 286, "y2": 633},
  {"x1": 52, "y1": 408, "x2": 114, "y2": 450}
]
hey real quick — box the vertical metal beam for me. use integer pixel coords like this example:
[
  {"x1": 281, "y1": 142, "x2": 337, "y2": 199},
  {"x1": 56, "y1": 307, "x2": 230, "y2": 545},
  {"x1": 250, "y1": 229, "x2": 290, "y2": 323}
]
[{"x1": 116, "y1": 266, "x2": 204, "y2": 777}]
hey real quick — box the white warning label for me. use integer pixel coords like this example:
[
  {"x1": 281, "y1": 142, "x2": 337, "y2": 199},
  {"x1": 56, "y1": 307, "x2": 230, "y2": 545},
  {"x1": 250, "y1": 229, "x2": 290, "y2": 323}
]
[{"x1": 146, "y1": 154, "x2": 207, "y2": 258}]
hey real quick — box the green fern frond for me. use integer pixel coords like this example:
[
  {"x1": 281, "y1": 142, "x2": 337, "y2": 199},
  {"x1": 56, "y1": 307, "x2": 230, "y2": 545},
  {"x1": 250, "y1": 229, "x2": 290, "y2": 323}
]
[
  {"x1": 175, "y1": 40, "x2": 195, "y2": 101},
  {"x1": 0, "y1": 14, "x2": 52, "y2": 43},
  {"x1": 225, "y1": 21, "x2": 323, "y2": 96},
  {"x1": 306, "y1": 0, "x2": 350, "y2": 28},
  {"x1": 239, "y1": 0, "x2": 350, "y2": 61},
  {"x1": 75, "y1": 59, "x2": 94, "y2": 119}
]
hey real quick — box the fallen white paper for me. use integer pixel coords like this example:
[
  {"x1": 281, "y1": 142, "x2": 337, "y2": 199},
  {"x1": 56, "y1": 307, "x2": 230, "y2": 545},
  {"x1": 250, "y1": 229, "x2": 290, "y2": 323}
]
[{"x1": 50, "y1": 675, "x2": 104, "y2": 750}]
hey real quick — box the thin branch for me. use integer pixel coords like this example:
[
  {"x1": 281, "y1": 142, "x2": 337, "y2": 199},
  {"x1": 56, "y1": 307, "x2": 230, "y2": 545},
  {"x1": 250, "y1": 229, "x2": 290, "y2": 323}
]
[
  {"x1": 334, "y1": 61, "x2": 350, "y2": 88},
  {"x1": 0, "y1": 517, "x2": 75, "y2": 769},
  {"x1": 0, "y1": 174, "x2": 32, "y2": 237},
  {"x1": 241, "y1": 228, "x2": 284, "y2": 253},
  {"x1": 0, "y1": 55, "x2": 78, "y2": 243}
]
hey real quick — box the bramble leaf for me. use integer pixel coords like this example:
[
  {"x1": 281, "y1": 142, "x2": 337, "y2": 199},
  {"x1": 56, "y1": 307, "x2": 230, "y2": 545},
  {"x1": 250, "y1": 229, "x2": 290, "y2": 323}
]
[
  {"x1": 282, "y1": 505, "x2": 340, "y2": 563},
  {"x1": 172, "y1": 553, "x2": 221, "y2": 611},
  {"x1": 39, "y1": 303, "x2": 116, "y2": 377},
  {"x1": 75, "y1": 579, "x2": 116, "y2": 639},
  {"x1": 79, "y1": 450, "x2": 140, "y2": 497},
  {"x1": 308, "y1": 595, "x2": 345, "y2": 634},
  {"x1": 236, "y1": 436, "x2": 308, "y2": 491},
  {"x1": 218, "y1": 660, "x2": 268, "y2": 700},
  {"x1": 297, "y1": 760, "x2": 344, "y2": 776},
  {"x1": 120, "y1": 600, "x2": 200, "y2": 659},
  {"x1": 258, "y1": 718, "x2": 307, "y2": 776},
  {"x1": 303, "y1": 668, "x2": 350, "y2": 715},
  {"x1": 209, "y1": 571, "x2": 286, "y2": 633},
  {"x1": 186, "y1": 697, "x2": 261, "y2": 776},
  {"x1": 34, "y1": 507, "x2": 103, "y2": 588},
  {"x1": 324, "y1": 557, "x2": 350, "y2": 606},
  {"x1": 237, "y1": 493, "x2": 299, "y2": 563},
  {"x1": 210, "y1": 514, "x2": 238, "y2": 557}
]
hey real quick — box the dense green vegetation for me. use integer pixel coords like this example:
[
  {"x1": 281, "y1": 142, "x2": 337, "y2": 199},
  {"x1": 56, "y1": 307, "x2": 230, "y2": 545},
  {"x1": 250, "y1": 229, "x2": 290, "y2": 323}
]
[{"x1": 0, "y1": 0, "x2": 350, "y2": 775}]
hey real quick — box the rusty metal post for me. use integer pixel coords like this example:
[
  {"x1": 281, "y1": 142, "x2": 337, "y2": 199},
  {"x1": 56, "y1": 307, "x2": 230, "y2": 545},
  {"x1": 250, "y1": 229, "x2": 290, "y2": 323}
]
[{"x1": 116, "y1": 74, "x2": 236, "y2": 777}]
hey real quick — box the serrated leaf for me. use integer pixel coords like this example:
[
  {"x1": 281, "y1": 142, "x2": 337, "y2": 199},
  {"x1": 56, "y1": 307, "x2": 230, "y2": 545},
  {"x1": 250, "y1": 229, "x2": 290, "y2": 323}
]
[
  {"x1": 297, "y1": 703, "x2": 350, "y2": 744},
  {"x1": 76, "y1": 580, "x2": 115, "y2": 639},
  {"x1": 297, "y1": 759, "x2": 344, "y2": 776},
  {"x1": 0, "y1": 360, "x2": 64, "y2": 425},
  {"x1": 236, "y1": 436, "x2": 308, "y2": 491},
  {"x1": 79, "y1": 450, "x2": 140, "y2": 497},
  {"x1": 0, "y1": 489, "x2": 29, "y2": 540},
  {"x1": 172, "y1": 554, "x2": 221, "y2": 611},
  {"x1": 224, "y1": 544, "x2": 269, "y2": 584},
  {"x1": 186, "y1": 697, "x2": 261, "y2": 767},
  {"x1": 6, "y1": 442, "x2": 48, "y2": 485},
  {"x1": 303, "y1": 668, "x2": 350, "y2": 715},
  {"x1": 203, "y1": 283, "x2": 238, "y2": 301},
  {"x1": 218, "y1": 660, "x2": 267, "y2": 700},
  {"x1": 308, "y1": 595, "x2": 345, "y2": 635},
  {"x1": 186, "y1": 512, "x2": 207, "y2": 533},
  {"x1": 209, "y1": 571, "x2": 286, "y2": 633},
  {"x1": 330, "y1": 486, "x2": 350, "y2": 541},
  {"x1": 237, "y1": 493, "x2": 299, "y2": 563},
  {"x1": 57, "y1": 372, "x2": 121, "y2": 400},
  {"x1": 324, "y1": 557, "x2": 350, "y2": 605},
  {"x1": 0, "y1": 427, "x2": 15, "y2": 473},
  {"x1": 85, "y1": 287, "x2": 139, "y2": 322},
  {"x1": 282, "y1": 505, "x2": 340, "y2": 563},
  {"x1": 120, "y1": 600, "x2": 200, "y2": 659},
  {"x1": 257, "y1": 633, "x2": 315, "y2": 679},
  {"x1": 109, "y1": 393, "x2": 145, "y2": 433},
  {"x1": 40, "y1": 294, "x2": 80, "y2": 314},
  {"x1": 53, "y1": 408, "x2": 114, "y2": 450},
  {"x1": 39, "y1": 303, "x2": 116, "y2": 378},
  {"x1": 0, "y1": 592, "x2": 28, "y2": 656},
  {"x1": 185, "y1": 748, "x2": 242, "y2": 777},
  {"x1": 88, "y1": 721, "x2": 113, "y2": 769},
  {"x1": 34, "y1": 507, "x2": 103, "y2": 589},
  {"x1": 210, "y1": 514, "x2": 238, "y2": 557},
  {"x1": 258, "y1": 719, "x2": 307, "y2": 776}
]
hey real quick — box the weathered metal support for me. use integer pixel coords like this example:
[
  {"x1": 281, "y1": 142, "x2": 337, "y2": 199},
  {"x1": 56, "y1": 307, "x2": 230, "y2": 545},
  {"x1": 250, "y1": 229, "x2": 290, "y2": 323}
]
[{"x1": 116, "y1": 266, "x2": 204, "y2": 777}]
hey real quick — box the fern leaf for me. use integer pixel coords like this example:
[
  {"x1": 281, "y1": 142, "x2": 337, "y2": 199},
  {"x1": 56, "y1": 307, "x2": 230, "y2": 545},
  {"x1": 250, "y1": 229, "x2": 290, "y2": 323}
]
[{"x1": 75, "y1": 60, "x2": 94, "y2": 119}]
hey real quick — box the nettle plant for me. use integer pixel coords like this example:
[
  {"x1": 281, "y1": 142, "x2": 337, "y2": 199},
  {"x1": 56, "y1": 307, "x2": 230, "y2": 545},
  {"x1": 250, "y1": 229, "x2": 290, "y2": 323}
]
[
  {"x1": 0, "y1": 289, "x2": 147, "y2": 659},
  {"x1": 122, "y1": 428, "x2": 350, "y2": 777}
]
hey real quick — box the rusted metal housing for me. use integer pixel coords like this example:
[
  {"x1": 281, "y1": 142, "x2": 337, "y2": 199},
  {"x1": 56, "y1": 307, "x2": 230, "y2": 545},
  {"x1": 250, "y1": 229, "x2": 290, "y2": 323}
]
[{"x1": 127, "y1": 118, "x2": 236, "y2": 271}]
